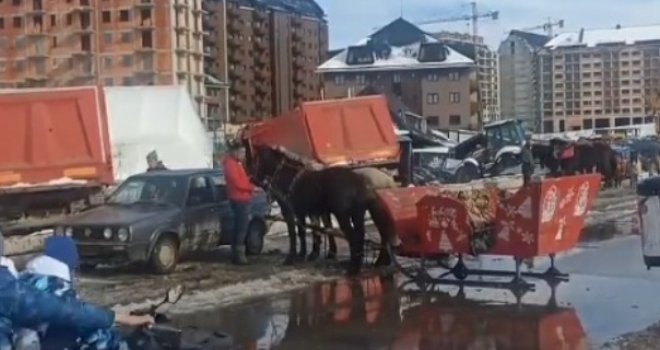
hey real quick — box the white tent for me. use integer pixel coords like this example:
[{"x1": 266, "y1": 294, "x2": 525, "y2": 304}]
[{"x1": 104, "y1": 85, "x2": 213, "y2": 181}]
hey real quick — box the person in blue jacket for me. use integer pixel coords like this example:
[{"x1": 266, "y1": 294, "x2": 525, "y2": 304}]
[
  {"x1": 0, "y1": 231, "x2": 154, "y2": 350},
  {"x1": 16, "y1": 236, "x2": 127, "y2": 350}
]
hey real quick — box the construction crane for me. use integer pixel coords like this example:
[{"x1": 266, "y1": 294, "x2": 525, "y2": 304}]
[
  {"x1": 416, "y1": 2, "x2": 498, "y2": 46},
  {"x1": 415, "y1": 2, "x2": 499, "y2": 130},
  {"x1": 520, "y1": 18, "x2": 565, "y2": 37}
]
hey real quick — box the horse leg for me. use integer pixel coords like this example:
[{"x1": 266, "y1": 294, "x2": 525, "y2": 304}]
[
  {"x1": 296, "y1": 213, "x2": 308, "y2": 262},
  {"x1": 321, "y1": 214, "x2": 337, "y2": 260},
  {"x1": 349, "y1": 209, "x2": 367, "y2": 276},
  {"x1": 281, "y1": 205, "x2": 297, "y2": 265},
  {"x1": 369, "y1": 199, "x2": 393, "y2": 267},
  {"x1": 307, "y1": 216, "x2": 321, "y2": 262},
  {"x1": 336, "y1": 214, "x2": 360, "y2": 276}
]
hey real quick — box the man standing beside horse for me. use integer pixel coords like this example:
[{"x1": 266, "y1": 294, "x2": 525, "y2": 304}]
[{"x1": 222, "y1": 141, "x2": 254, "y2": 265}]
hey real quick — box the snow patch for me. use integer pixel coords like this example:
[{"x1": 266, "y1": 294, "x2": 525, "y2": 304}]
[{"x1": 111, "y1": 270, "x2": 336, "y2": 316}]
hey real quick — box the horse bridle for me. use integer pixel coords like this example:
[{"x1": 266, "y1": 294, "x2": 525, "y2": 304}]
[{"x1": 251, "y1": 148, "x2": 307, "y2": 200}]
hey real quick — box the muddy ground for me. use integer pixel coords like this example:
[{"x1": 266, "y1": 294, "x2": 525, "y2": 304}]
[
  {"x1": 71, "y1": 185, "x2": 637, "y2": 309},
  {"x1": 13, "y1": 184, "x2": 657, "y2": 349}
]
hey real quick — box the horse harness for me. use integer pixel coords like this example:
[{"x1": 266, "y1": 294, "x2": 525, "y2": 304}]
[{"x1": 255, "y1": 153, "x2": 308, "y2": 206}]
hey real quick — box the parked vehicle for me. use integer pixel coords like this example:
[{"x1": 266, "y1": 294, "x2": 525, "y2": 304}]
[
  {"x1": 0, "y1": 86, "x2": 213, "y2": 238},
  {"x1": 55, "y1": 169, "x2": 269, "y2": 274},
  {"x1": 449, "y1": 119, "x2": 528, "y2": 183}
]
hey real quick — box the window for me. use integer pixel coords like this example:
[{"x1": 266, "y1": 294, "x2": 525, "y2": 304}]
[
  {"x1": 187, "y1": 176, "x2": 214, "y2": 206},
  {"x1": 427, "y1": 73, "x2": 439, "y2": 81},
  {"x1": 426, "y1": 116, "x2": 439, "y2": 127},
  {"x1": 449, "y1": 92, "x2": 460, "y2": 103},
  {"x1": 50, "y1": 14, "x2": 55, "y2": 26},
  {"x1": 0, "y1": 18, "x2": 4, "y2": 29},
  {"x1": 104, "y1": 78, "x2": 113, "y2": 86},
  {"x1": 102, "y1": 11, "x2": 111, "y2": 23},
  {"x1": 122, "y1": 76, "x2": 133, "y2": 85},
  {"x1": 392, "y1": 73, "x2": 401, "y2": 83},
  {"x1": 448, "y1": 72, "x2": 459, "y2": 81},
  {"x1": 121, "y1": 32, "x2": 132, "y2": 43},
  {"x1": 355, "y1": 74, "x2": 366, "y2": 85},
  {"x1": 104, "y1": 57, "x2": 112, "y2": 67},
  {"x1": 449, "y1": 115, "x2": 461, "y2": 126},
  {"x1": 66, "y1": 14, "x2": 72, "y2": 25},
  {"x1": 119, "y1": 10, "x2": 130, "y2": 22},
  {"x1": 334, "y1": 74, "x2": 344, "y2": 85},
  {"x1": 13, "y1": 16, "x2": 21, "y2": 28},
  {"x1": 122, "y1": 55, "x2": 132, "y2": 66},
  {"x1": 426, "y1": 93, "x2": 439, "y2": 105}
]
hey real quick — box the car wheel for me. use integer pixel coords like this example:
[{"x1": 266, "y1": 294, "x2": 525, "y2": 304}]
[
  {"x1": 245, "y1": 219, "x2": 267, "y2": 256},
  {"x1": 455, "y1": 163, "x2": 479, "y2": 183},
  {"x1": 150, "y1": 235, "x2": 179, "y2": 274}
]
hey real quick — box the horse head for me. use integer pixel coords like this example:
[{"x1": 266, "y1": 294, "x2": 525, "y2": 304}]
[{"x1": 249, "y1": 145, "x2": 285, "y2": 185}]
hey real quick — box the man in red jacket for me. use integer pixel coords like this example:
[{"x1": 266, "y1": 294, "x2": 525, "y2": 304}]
[{"x1": 222, "y1": 141, "x2": 254, "y2": 265}]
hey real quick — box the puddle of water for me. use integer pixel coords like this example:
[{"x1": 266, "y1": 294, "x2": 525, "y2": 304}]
[{"x1": 172, "y1": 274, "x2": 592, "y2": 350}]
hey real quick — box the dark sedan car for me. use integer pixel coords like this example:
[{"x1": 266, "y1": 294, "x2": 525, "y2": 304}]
[{"x1": 55, "y1": 169, "x2": 270, "y2": 273}]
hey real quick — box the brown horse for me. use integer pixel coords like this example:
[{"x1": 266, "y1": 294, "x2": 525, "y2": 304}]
[{"x1": 245, "y1": 144, "x2": 395, "y2": 275}]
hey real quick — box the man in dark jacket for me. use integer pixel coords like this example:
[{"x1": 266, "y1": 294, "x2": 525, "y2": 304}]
[
  {"x1": 521, "y1": 136, "x2": 534, "y2": 186},
  {"x1": 222, "y1": 141, "x2": 254, "y2": 265},
  {"x1": 0, "y1": 232, "x2": 153, "y2": 349},
  {"x1": 146, "y1": 150, "x2": 167, "y2": 172}
]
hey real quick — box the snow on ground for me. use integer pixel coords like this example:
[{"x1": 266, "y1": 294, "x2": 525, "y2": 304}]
[{"x1": 112, "y1": 269, "x2": 335, "y2": 316}]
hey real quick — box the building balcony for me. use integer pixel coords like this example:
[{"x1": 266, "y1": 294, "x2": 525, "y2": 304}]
[
  {"x1": 135, "y1": 46, "x2": 156, "y2": 54},
  {"x1": 191, "y1": 6, "x2": 208, "y2": 15},
  {"x1": 26, "y1": 27, "x2": 48, "y2": 37},
  {"x1": 227, "y1": 38, "x2": 241, "y2": 50},
  {"x1": 254, "y1": 53, "x2": 269, "y2": 65},
  {"x1": 173, "y1": 1, "x2": 189, "y2": 10},
  {"x1": 174, "y1": 24, "x2": 190, "y2": 33},
  {"x1": 292, "y1": 30, "x2": 304, "y2": 41},
  {"x1": 293, "y1": 71, "x2": 306, "y2": 84},
  {"x1": 227, "y1": 6, "x2": 241, "y2": 19},
  {"x1": 70, "y1": 0, "x2": 92, "y2": 13},
  {"x1": 135, "y1": 0, "x2": 155, "y2": 8},
  {"x1": 253, "y1": 24, "x2": 267, "y2": 36},
  {"x1": 229, "y1": 21, "x2": 242, "y2": 33},
  {"x1": 228, "y1": 52, "x2": 243, "y2": 64},
  {"x1": 135, "y1": 19, "x2": 156, "y2": 30}
]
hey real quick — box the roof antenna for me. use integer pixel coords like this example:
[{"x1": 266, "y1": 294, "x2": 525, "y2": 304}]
[{"x1": 400, "y1": 0, "x2": 404, "y2": 17}]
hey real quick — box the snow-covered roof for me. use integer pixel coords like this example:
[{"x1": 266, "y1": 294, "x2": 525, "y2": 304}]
[
  {"x1": 317, "y1": 17, "x2": 474, "y2": 73},
  {"x1": 546, "y1": 24, "x2": 660, "y2": 49},
  {"x1": 317, "y1": 44, "x2": 473, "y2": 73}
]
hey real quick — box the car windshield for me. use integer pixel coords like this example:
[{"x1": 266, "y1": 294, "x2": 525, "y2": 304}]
[{"x1": 107, "y1": 176, "x2": 187, "y2": 207}]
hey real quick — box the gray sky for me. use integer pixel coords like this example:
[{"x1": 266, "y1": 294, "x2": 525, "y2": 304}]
[{"x1": 316, "y1": 0, "x2": 660, "y2": 50}]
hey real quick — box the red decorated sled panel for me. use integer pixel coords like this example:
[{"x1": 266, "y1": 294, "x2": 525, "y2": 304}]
[{"x1": 379, "y1": 174, "x2": 601, "y2": 259}]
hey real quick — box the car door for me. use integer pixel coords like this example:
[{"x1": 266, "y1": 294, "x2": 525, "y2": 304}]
[
  {"x1": 209, "y1": 174, "x2": 233, "y2": 245},
  {"x1": 182, "y1": 175, "x2": 221, "y2": 253}
]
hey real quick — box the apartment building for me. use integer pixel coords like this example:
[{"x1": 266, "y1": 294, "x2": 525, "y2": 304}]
[
  {"x1": 433, "y1": 31, "x2": 500, "y2": 123},
  {"x1": 498, "y1": 30, "x2": 550, "y2": 132},
  {"x1": 539, "y1": 24, "x2": 660, "y2": 133},
  {"x1": 203, "y1": 0, "x2": 328, "y2": 124},
  {"x1": 0, "y1": 0, "x2": 207, "y2": 115},
  {"x1": 318, "y1": 18, "x2": 475, "y2": 130}
]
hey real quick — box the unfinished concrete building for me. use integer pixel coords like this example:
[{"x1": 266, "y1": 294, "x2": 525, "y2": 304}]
[
  {"x1": 433, "y1": 31, "x2": 500, "y2": 124},
  {"x1": 0, "y1": 0, "x2": 207, "y2": 118},
  {"x1": 203, "y1": 0, "x2": 328, "y2": 124}
]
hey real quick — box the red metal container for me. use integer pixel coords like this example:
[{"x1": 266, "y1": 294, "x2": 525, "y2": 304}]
[
  {"x1": 244, "y1": 95, "x2": 400, "y2": 167},
  {"x1": 0, "y1": 86, "x2": 114, "y2": 187}
]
